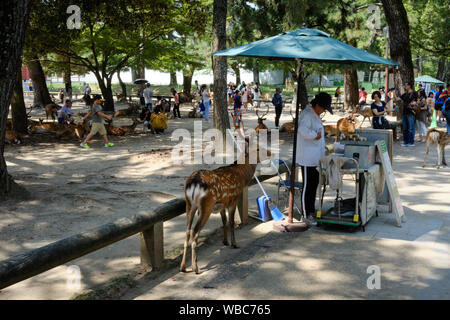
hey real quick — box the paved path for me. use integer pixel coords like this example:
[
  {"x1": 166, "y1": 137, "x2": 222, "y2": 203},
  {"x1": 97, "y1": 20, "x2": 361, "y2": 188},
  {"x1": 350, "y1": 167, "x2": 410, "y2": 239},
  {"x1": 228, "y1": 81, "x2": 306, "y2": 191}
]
[{"x1": 121, "y1": 136, "x2": 450, "y2": 300}]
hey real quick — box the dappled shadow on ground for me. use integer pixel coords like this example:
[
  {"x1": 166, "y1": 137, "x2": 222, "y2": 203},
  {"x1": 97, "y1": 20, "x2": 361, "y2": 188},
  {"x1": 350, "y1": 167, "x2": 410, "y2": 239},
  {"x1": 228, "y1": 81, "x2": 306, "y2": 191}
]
[{"x1": 1, "y1": 101, "x2": 448, "y2": 299}]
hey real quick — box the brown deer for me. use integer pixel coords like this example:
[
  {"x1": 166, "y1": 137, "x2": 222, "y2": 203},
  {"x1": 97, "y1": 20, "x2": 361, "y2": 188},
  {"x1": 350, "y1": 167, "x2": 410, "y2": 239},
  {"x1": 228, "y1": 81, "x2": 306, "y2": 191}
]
[
  {"x1": 188, "y1": 106, "x2": 197, "y2": 118},
  {"x1": 254, "y1": 106, "x2": 270, "y2": 133},
  {"x1": 279, "y1": 107, "x2": 295, "y2": 133},
  {"x1": 114, "y1": 102, "x2": 140, "y2": 117},
  {"x1": 29, "y1": 119, "x2": 62, "y2": 133},
  {"x1": 55, "y1": 121, "x2": 90, "y2": 140},
  {"x1": 422, "y1": 129, "x2": 450, "y2": 169},
  {"x1": 5, "y1": 129, "x2": 22, "y2": 144},
  {"x1": 324, "y1": 124, "x2": 337, "y2": 137},
  {"x1": 336, "y1": 115, "x2": 360, "y2": 141},
  {"x1": 353, "y1": 105, "x2": 373, "y2": 127},
  {"x1": 105, "y1": 119, "x2": 138, "y2": 136},
  {"x1": 45, "y1": 104, "x2": 60, "y2": 121},
  {"x1": 120, "y1": 118, "x2": 139, "y2": 134},
  {"x1": 180, "y1": 126, "x2": 270, "y2": 274}
]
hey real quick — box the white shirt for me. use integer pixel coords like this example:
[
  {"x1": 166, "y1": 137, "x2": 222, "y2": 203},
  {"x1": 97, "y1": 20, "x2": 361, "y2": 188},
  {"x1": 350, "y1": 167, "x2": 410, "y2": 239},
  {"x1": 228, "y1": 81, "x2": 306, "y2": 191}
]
[
  {"x1": 296, "y1": 106, "x2": 325, "y2": 167},
  {"x1": 202, "y1": 90, "x2": 210, "y2": 103},
  {"x1": 143, "y1": 88, "x2": 153, "y2": 104}
]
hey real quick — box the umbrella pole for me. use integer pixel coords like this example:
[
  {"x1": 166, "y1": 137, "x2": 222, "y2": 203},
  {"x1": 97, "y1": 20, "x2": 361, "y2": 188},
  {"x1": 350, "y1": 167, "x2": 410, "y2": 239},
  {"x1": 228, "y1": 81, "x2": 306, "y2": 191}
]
[{"x1": 273, "y1": 59, "x2": 308, "y2": 232}]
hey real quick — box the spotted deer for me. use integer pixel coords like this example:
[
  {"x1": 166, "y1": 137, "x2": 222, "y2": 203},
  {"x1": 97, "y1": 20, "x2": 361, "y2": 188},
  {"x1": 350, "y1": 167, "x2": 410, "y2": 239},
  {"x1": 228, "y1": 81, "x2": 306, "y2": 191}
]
[
  {"x1": 279, "y1": 106, "x2": 295, "y2": 133},
  {"x1": 422, "y1": 129, "x2": 450, "y2": 169},
  {"x1": 180, "y1": 125, "x2": 270, "y2": 274},
  {"x1": 254, "y1": 106, "x2": 269, "y2": 133},
  {"x1": 353, "y1": 105, "x2": 373, "y2": 127},
  {"x1": 45, "y1": 104, "x2": 60, "y2": 121}
]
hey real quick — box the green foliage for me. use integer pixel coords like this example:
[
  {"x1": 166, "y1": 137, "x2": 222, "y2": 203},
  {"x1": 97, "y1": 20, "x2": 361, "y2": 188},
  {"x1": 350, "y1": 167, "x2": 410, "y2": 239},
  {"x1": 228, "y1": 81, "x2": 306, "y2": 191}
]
[{"x1": 25, "y1": 0, "x2": 209, "y2": 85}]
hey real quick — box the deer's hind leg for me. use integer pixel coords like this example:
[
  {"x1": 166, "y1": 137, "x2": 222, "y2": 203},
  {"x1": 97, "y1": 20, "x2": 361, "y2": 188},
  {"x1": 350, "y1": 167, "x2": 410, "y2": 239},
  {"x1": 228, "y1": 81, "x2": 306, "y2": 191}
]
[
  {"x1": 437, "y1": 144, "x2": 442, "y2": 169},
  {"x1": 220, "y1": 208, "x2": 229, "y2": 246},
  {"x1": 191, "y1": 199, "x2": 215, "y2": 274},
  {"x1": 180, "y1": 200, "x2": 196, "y2": 273},
  {"x1": 227, "y1": 203, "x2": 239, "y2": 249},
  {"x1": 422, "y1": 140, "x2": 431, "y2": 168},
  {"x1": 442, "y1": 144, "x2": 447, "y2": 166}
]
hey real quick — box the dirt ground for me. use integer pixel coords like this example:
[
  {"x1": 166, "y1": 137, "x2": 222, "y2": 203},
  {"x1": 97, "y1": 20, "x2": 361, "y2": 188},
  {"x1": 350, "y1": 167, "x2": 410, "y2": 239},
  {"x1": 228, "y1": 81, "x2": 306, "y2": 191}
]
[{"x1": 0, "y1": 97, "x2": 448, "y2": 299}]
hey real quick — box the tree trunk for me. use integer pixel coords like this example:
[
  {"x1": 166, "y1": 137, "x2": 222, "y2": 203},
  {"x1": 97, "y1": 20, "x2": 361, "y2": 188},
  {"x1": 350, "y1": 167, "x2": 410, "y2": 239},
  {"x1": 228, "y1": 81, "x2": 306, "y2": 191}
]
[
  {"x1": 10, "y1": 65, "x2": 28, "y2": 134},
  {"x1": 95, "y1": 73, "x2": 115, "y2": 112},
  {"x1": 344, "y1": 67, "x2": 359, "y2": 110},
  {"x1": 27, "y1": 55, "x2": 53, "y2": 107},
  {"x1": 117, "y1": 69, "x2": 127, "y2": 98},
  {"x1": 183, "y1": 66, "x2": 195, "y2": 94},
  {"x1": 436, "y1": 58, "x2": 445, "y2": 80},
  {"x1": 63, "y1": 55, "x2": 72, "y2": 101},
  {"x1": 212, "y1": 0, "x2": 230, "y2": 137},
  {"x1": 0, "y1": 0, "x2": 31, "y2": 198},
  {"x1": 170, "y1": 72, "x2": 177, "y2": 86},
  {"x1": 231, "y1": 62, "x2": 240, "y2": 84},
  {"x1": 381, "y1": 0, "x2": 414, "y2": 97},
  {"x1": 253, "y1": 62, "x2": 260, "y2": 84}
]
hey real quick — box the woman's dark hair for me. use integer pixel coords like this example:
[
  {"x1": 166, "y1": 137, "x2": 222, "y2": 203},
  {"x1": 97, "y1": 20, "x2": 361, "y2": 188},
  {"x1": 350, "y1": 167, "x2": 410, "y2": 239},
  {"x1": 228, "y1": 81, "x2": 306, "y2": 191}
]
[
  {"x1": 371, "y1": 91, "x2": 381, "y2": 100},
  {"x1": 438, "y1": 85, "x2": 444, "y2": 91},
  {"x1": 418, "y1": 89, "x2": 426, "y2": 99},
  {"x1": 361, "y1": 87, "x2": 365, "y2": 91},
  {"x1": 201, "y1": 84, "x2": 207, "y2": 90},
  {"x1": 428, "y1": 92, "x2": 434, "y2": 97},
  {"x1": 311, "y1": 92, "x2": 332, "y2": 109}
]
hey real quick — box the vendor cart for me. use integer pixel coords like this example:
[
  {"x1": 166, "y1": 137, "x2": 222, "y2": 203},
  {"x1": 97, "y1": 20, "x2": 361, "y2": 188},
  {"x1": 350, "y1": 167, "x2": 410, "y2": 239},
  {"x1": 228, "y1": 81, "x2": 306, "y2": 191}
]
[{"x1": 316, "y1": 151, "x2": 383, "y2": 231}]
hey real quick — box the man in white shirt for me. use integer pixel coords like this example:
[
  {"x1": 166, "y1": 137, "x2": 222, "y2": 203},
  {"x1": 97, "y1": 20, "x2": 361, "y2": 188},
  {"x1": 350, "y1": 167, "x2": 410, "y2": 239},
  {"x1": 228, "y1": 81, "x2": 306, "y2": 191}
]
[
  {"x1": 296, "y1": 92, "x2": 333, "y2": 226},
  {"x1": 143, "y1": 83, "x2": 153, "y2": 112}
]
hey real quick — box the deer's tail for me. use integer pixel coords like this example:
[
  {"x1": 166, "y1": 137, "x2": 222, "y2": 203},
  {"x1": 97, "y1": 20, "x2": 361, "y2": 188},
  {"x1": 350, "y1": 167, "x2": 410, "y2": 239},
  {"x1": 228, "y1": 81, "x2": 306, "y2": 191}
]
[{"x1": 185, "y1": 173, "x2": 207, "y2": 215}]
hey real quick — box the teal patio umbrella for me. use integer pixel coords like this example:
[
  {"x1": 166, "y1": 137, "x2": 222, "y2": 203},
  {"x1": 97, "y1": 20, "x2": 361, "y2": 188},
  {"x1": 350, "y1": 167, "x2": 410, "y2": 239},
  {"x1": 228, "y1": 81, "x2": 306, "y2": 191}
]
[
  {"x1": 414, "y1": 75, "x2": 444, "y2": 84},
  {"x1": 213, "y1": 28, "x2": 399, "y2": 231}
]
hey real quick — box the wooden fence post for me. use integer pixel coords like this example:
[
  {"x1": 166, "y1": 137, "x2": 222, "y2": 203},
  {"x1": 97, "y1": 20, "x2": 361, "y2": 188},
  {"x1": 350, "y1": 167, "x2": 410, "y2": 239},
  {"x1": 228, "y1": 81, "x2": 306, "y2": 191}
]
[
  {"x1": 140, "y1": 222, "x2": 164, "y2": 271},
  {"x1": 238, "y1": 186, "x2": 249, "y2": 224}
]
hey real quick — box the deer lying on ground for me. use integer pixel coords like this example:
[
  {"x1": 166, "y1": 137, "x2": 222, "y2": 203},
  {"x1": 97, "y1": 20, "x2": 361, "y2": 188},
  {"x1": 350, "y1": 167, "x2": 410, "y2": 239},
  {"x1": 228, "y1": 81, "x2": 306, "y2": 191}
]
[
  {"x1": 5, "y1": 129, "x2": 22, "y2": 144},
  {"x1": 353, "y1": 105, "x2": 373, "y2": 127},
  {"x1": 29, "y1": 119, "x2": 62, "y2": 133},
  {"x1": 55, "y1": 121, "x2": 90, "y2": 140},
  {"x1": 422, "y1": 129, "x2": 450, "y2": 169},
  {"x1": 45, "y1": 104, "x2": 60, "y2": 121},
  {"x1": 114, "y1": 102, "x2": 140, "y2": 117},
  {"x1": 254, "y1": 106, "x2": 269, "y2": 133},
  {"x1": 336, "y1": 114, "x2": 361, "y2": 141},
  {"x1": 105, "y1": 119, "x2": 139, "y2": 136},
  {"x1": 180, "y1": 125, "x2": 270, "y2": 274},
  {"x1": 116, "y1": 93, "x2": 126, "y2": 102},
  {"x1": 188, "y1": 106, "x2": 197, "y2": 118},
  {"x1": 279, "y1": 107, "x2": 295, "y2": 133}
]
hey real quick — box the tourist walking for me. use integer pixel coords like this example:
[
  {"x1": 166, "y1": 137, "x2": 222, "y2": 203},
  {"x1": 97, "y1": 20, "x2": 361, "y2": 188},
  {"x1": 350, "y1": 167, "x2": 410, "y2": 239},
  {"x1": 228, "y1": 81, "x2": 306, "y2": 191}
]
[
  {"x1": 416, "y1": 89, "x2": 428, "y2": 142},
  {"x1": 171, "y1": 88, "x2": 181, "y2": 119},
  {"x1": 201, "y1": 84, "x2": 211, "y2": 122},
  {"x1": 399, "y1": 82, "x2": 418, "y2": 147},
  {"x1": 272, "y1": 88, "x2": 283, "y2": 129}
]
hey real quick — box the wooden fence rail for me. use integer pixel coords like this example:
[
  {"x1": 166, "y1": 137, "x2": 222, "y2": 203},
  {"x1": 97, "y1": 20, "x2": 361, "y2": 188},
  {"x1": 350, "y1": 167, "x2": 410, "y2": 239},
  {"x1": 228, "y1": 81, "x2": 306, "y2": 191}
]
[{"x1": 0, "y1": 163, "x2": 290, "y2": 290}]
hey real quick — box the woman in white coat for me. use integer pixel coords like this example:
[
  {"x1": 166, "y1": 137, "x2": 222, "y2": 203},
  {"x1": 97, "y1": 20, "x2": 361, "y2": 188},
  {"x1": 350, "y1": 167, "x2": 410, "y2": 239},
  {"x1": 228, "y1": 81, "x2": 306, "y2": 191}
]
[{"x1": 296, "y1": 92, "x2": 333, "y2": 225}]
